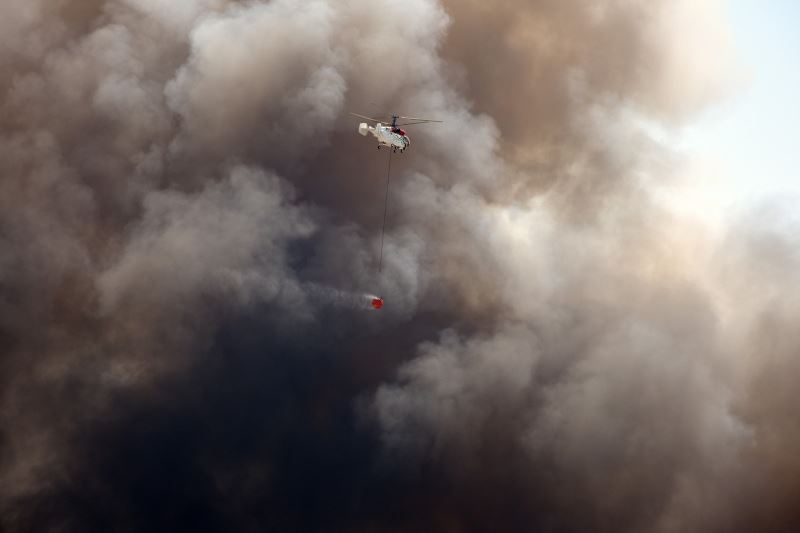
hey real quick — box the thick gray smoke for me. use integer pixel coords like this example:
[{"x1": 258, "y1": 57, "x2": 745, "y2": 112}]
[{"x1": 1, "y1": 0, "x2": 798, "y2": 531}]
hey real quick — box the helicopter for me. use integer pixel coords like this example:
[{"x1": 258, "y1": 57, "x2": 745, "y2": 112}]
[{"x1": 350, "y1": 112, "x2": 442, "y2": 153}]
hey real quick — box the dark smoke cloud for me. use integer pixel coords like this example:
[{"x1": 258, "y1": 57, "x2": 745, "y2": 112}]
[{"x1": 0, "y1": 0, "x2": 797, "y2": 531}]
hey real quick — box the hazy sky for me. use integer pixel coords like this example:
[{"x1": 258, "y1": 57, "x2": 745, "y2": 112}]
[{"x1": 683, "y1": 0, "x2": 800, "y2": 211}]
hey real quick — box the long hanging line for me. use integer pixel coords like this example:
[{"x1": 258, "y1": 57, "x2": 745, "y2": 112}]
[{"x1": 378, "y1": 149, "x2": 393, "y2": 273}]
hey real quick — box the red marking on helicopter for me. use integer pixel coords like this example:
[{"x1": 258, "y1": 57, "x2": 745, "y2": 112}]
[{"x1": 371, "y1": 297, "x2": 384, "y2": 310}]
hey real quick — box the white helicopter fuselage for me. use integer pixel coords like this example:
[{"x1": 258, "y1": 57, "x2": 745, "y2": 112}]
[{"x1": 358, "y1": 122, "x2": 411, "y2": 152}]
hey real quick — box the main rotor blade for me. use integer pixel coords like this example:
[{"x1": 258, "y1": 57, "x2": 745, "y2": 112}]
[
  {"x1": 350, "y1": 112, "x2": 386, "y2": 123},
  {"x1": 396, "y1": 120, "x2": 443, "y2": 126},
  {"x1": 398, "y1": 116, "x2": 443, "y2": 123}
]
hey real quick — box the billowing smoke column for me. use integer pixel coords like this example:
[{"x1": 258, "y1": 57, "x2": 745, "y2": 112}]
[{"x1": 1, "y1": 0, "x2": 799, "y2": 532}]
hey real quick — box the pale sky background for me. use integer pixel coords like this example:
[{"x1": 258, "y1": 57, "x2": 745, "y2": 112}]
[{"x1": 678, "y1": 0, "x2": 800, "y2": 219}]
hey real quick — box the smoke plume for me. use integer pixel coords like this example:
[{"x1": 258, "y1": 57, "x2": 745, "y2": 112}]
[{"x1": 1, "y1": 0, "x2": 797, "y2": 531}]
